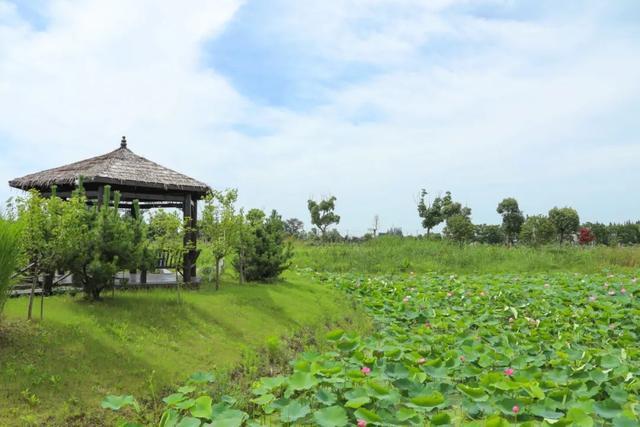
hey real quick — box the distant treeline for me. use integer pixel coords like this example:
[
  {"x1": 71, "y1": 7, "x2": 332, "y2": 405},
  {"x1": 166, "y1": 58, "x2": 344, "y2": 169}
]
[{"x1": 286, "y1": 192, "x2": 640, "y2": 246}]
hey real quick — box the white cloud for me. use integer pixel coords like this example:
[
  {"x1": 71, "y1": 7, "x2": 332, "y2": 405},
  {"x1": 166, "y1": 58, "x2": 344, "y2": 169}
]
[{"x1": 1, "y1": 0, "x2": 639, "y2": 234}]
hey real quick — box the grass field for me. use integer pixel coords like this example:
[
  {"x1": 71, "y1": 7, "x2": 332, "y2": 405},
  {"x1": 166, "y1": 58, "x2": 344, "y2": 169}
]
[
  {"x1": 0, "y1": 273, "x2": 368, "y2": 426},
  {"x1": 293, "y1": 237, "x2": 640, "y2": 274}
]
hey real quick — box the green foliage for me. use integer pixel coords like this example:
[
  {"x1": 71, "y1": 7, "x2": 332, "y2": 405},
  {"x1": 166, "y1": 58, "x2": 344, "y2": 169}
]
[
  {"x1": 235, "y1": 209, "x2": 293, "y2": 282},
  {"x1": 519, "y1": 215, "x2": 556, "y2": 246},
  {"x1": 248, "y1": 271, "x2": 640, "y2": 425},
  {"x1": 63, "y1": 186, "x2": 135, "y2": 299},
  {"x1": 584, "y1": 222, "x2": 610, "y2": 245},
  {"x1": 0, "y1": 217, "x2": 21, "y2": 318},
  {"x1": 440, "y1": 191, "x2": 471, "y2": 219},
  {"x1": 417, "y1": 190, "x2": 443, "y2": 236},
  {"x1": 474, "y1": 224, "x2": 505, "y2": 245},
  {"x1": 548, "y1": 207, "x2": 580, "y2": 243},
  {"x1": 444, "y1": 214, "x2": 475, "y2": 244},
  {"x1": 200, "y1": 189, "x2": 243, "y2": 289},
  {"x1": 497, "y1": 198, "x2": 525, "y2": 245},
  {"x1": 0, "y1": 273, "x2": 367, "y2": 425},
  {"x1": 284, "y1": 218, "x2": 305, "y2": 239},
  {"x1": 308, "y1": 196, "x2": 341, "y2": 239},
  {"x1": 148, "y1": 210, "x2": 183, "y2": 252}
]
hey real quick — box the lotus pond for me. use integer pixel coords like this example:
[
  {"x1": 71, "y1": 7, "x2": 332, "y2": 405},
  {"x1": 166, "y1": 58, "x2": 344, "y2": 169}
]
[
  {"x1": 249, "y1": 272, "x2": 640, "y2": 426},
  {"x1": 107, "y1": 272, "x2": 640, "y2": 426}
]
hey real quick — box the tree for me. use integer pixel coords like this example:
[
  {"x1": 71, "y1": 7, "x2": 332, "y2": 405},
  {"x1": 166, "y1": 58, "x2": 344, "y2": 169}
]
[
  {"x1": 609, "y1": 222, "x2": 640, "y2": 245},
  {"x1": 578, "y1": 227, "x2": 595, "y2": 245},
  {"x1": 16, "y1": 189, "x2": 67, "y2": 319},
  {"x1": 148, "y1": 210, "x2": 183, "y2": 252},
  {"x1": 548, "y1": 207, "x2": 580, "y2": 243},
  {"x1": 0, "y1": 217, "x2": 21, "y2": 320},
  {"x1": 474, "y1": 224, "x2": 505, "y2": 244},
  {"x1": 62, "y1": 186, "x2": 135, "y2": 300},
  {"x1": 307, "y1": 196, "x2": 340, "y2": 239},
  {"x1": 200, "y1": 189, "x2": 243, "y2": 290},
  {"x1": 444, "y1": 214, "x2": 475, "y2": 245},
  {"x1": 519, "y1": 215, "x2": 556, "y2": 246},
  {"x1": 441, "y1": 191, "x2": 470, "y2": 219},
  {"x1": 583, "y1": 222, "x2": 609, "y2": 245},
  {"x1": 417, "y1": 190, "x2": 443, "y2": 236},
  {"x1": 496, "y1": 198, "x2": 524, "y2": 245},
  {"x1": 234, "y1": 209, "x2": 293, "y2": 282},
  {"x1": 284, "y1": 218, "x2": 305, "y2": 239}
]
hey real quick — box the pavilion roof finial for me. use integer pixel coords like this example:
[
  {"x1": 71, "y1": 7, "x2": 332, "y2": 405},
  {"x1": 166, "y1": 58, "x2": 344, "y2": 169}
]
[{"x1": 120, "y1": 136, "x2": 127, "y2": 148}]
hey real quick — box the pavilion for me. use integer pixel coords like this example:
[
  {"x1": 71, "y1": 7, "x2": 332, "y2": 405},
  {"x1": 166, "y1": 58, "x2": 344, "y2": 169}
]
[{"x1": 8, "y1": 136, "x2": 210, "y2": 284}]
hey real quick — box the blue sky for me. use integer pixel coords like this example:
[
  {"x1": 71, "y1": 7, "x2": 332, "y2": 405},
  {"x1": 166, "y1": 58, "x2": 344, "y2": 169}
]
[{"x1": 1, "y1": 0, "x2": 640, "y2": 235}]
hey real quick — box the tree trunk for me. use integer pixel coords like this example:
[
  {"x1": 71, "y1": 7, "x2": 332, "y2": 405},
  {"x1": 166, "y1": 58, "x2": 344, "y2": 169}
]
[
  {"x1": 215, "y1": 257, "x2": 220, "y2": 291},
  {"x1": 239, "y1": 249, "x2": 245, "y2": 285},
  {"x1": 27, "y1": 272, "x2": 37, "y2": 321}
]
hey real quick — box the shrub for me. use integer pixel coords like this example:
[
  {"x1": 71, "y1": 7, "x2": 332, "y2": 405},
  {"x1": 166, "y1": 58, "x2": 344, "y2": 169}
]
[{"x1": 235, "y1": 209, "x2": 293, "y2": 282}]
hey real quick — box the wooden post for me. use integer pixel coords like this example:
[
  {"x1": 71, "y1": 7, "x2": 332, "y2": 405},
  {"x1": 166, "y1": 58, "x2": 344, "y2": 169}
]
[
  {"x1": 183, "y1": 193, "x2": 193, "y2": 283},
  {"x1": 191, "y1": 199, "x2": 198, "y2": 279},
  {"x1": 97, "y1": 185, "x2": 105, "y2": 207},
  {"x1": 130, "y1": 204, "x2": 137, "y2": 275}
]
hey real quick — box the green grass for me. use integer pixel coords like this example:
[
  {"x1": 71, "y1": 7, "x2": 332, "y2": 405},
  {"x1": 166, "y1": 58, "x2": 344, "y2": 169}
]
[
  {"x1": 293, "y1": 237, "x2": 640, "y2": 274},
  {"x1": 0, "y1": 273, "x2": 368, "y2": 426}
]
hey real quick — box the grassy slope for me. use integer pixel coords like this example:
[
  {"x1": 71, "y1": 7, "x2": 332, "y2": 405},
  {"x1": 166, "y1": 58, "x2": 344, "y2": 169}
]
[
  {"x1": 293, "y1": 237, "x2": 640, "y2": 274},
  {"x1": 0, "y1": 273, "x2": 365, "y2": 426}
]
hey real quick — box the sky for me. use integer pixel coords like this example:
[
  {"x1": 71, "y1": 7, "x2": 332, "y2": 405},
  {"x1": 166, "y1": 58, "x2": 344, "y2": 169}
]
[{"x1": 1, "y1": 0, "x2": 639, "y2": 236}]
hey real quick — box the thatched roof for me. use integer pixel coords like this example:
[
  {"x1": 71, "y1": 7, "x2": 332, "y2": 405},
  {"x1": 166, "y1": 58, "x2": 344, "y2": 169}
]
[{"x1": 9, "y1": 137, "x2": 210, "y2": 194}]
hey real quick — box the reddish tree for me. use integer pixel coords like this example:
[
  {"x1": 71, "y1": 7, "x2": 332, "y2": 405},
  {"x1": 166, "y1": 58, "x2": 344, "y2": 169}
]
[{"x1": 578, "y1": 227, "x2": 595, "y2": 245}]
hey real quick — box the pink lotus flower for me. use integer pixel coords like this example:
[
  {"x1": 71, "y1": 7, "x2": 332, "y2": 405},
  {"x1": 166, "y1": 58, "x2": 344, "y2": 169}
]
[
  {"x1": 446, "y1": 292, "x2": 453, "y2": 297},
  {"x1": 621, "y1": 288, "x2": 627, "y2": 294},
  {"x1": 357, "y1": 420, "x2": 367, "y2": 427},
  {"x1": 417, "y1": 357, "x2": 426, "y2": 365},
  {"x1": 361, "y1": 366, "x2": 371, "y2": 375},
  {"x1": 459, "y1": 355, "x2": 465, "y2": 362},
  {"x1": 512, "y1": 405, "x2": 520, "y2": 414},
  {"x1": 504, "y1": 367, "x2": 514, "y2": 376}
]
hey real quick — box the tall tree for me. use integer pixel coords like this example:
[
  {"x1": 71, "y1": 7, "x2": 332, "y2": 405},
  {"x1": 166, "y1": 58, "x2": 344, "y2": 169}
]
[
  {"x1": 417, "y1": 190, "x2": 443, "y2": 237},
  {"x1": 548, "y1": 207, "x2": 580, "y2": 243},
  {"x1": 200, "y1": 189, "x2": 243, "y2": 290},
  {"x1": 307, "y1": 196, "x2": 340, "y2": 239},
  {"x1": 496, "y1": 197, "x2": 525, "y2": 245}
]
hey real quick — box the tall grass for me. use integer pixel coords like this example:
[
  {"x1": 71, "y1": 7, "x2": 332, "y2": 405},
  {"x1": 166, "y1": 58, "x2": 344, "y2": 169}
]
[
  {"x1": 293, "y1": 236, "x2": 640, "y2": 274},
  {"x1": 0, "y1": 218, "x2": 21, "y2": 316}
]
